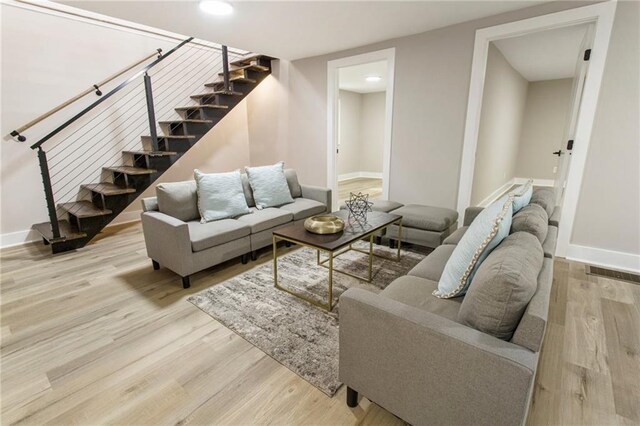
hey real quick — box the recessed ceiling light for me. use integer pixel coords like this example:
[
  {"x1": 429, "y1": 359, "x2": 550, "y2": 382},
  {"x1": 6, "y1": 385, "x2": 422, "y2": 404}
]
[
  {"x1": 199, "y1": 1, "x2": 233, "y2": 16},
  {"x1": 365, "y1": 75, "x2": 382, "y2": 82}
]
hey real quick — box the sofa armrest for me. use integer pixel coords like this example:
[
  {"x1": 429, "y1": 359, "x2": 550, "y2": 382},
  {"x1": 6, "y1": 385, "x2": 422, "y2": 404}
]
[
  {"x1": 141, "y1": 211, "x2": 192, "y2": 276},
  {"x1": 339, "y1": 288, "x2": 536, "y2": 426},
  {"x1": 463, "y1": 206, "x2": 484, "y2": 226},
  {"x1": 300, "y1": 184, "x2": 332, "y2": 212}
]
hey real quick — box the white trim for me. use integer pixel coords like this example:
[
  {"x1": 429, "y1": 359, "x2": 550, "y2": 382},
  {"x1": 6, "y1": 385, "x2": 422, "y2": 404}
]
[
  {"x1": 338, "y1": 171, "x2": 384, "y2": 182},
  {"x1": 0, "y1": 210, "x2": 142, "y2": 249},
  {"x1": 477, "y1": 178, "x2": 515, "y2": 207},
  {"x1": 456, "y1": 1, "x2": 617, "y2": 258},
  {"x1": 514, "y1": 177, "x2": 555, "y2": 187},
  {"x1": 566, "y1": 244, "x2": 640, "y2": 274},
  {"x1": 327, "y1": 48, "x2": 395, "y2": 211}
]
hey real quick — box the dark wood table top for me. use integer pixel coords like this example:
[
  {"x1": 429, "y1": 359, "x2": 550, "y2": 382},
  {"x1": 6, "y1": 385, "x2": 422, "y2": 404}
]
[{"x1": 273, "y1": 210, "x2": 401, "y2": 252}]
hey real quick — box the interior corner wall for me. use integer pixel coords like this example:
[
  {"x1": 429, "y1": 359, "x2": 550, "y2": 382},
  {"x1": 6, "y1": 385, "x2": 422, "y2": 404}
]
[
  {"x1": 570, "y1": 0, "x2": 640, "y2": 258},
  {"x1": 470, "y1": 43, "x2": 528, "y2": 206},
  {"x1": 515, "y1": 78, "x2": 573, "y2": 181},
  {"x1": 337, "y1": 89, "x2": 362, "y2": 176}
]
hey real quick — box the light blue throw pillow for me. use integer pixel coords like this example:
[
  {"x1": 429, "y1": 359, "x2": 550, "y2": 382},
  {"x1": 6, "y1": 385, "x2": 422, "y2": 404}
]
[
  {"x1": 434, "y1": 194, "x2": 514, "y2": 298},
  {"x1": 194, "y1": 169, "x2": 251, "y2": 223},
  {"x1": 245, "y1": 162, "x2": 294, "y2": 209},
  {"x1": 512, "y1": 180, "x2": 533, "y2": 213}
]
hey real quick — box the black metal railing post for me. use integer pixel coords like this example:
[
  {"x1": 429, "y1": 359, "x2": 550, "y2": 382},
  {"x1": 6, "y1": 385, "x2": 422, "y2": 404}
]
[
  {"x1": 37, "y1": 147, "x2": 61, "y2": 239},
  {"x1": 222, "y1": 45, "x2": 230, "y2": 92},
  {"x1": 143, "y1": 72, "x2": 159, "y2": 152}
]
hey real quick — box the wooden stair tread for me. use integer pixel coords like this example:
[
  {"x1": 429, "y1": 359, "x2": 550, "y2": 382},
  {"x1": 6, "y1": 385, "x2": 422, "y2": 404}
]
[
  {"x1": 174, "y1": 105, "x2": 229, "y2": 111},
  {"x1": 141, "y1": 135, "x2": 195, "y2": 140},
  {"x1": 230, "y1": 55, "x2": 275, "y2": 67},
  {"x1": 59, "y1": 201, "x2": 112, "y2": 218},
  {"x1": 191, "y1": 90, "x2": 243, "y2": 99},
  {"x1": 158, "y1": 119, "x2": 213, "y2": 125},
  {"x1": 205, "y1": 77, "x2": 256, "y2": 87},
  {"x1": 82, "y1": 183, "x2": 136, "y2": 195},
  {"x1": 229, "y1": 64, "x2": 270, "y2": 72},
  {"x1": 123, "y1": 150, "x2": 178, "y2": 157},
  {"x1": 104, "y1": 166, "x2": 157, "y2": 175},
  {"x1": 33, "y1": 220, "x2": 87, "y2": 242}
]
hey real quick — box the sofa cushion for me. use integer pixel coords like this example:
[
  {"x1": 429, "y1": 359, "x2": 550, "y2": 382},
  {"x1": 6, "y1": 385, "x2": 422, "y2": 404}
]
[
  {"x1": 435, "y1": 195, "x2": 513, "y2": 299},
  {"x1": 381, "y1": 276, "x2": 463, "y2": 322},
  {"x1": 237, "y1": 208, "x2": 293, "y2": 233},
  {"x1": 245, "y1": 162, "x2": 294, "y2": 209},
  {"x1": 187, "y1": 219, "x2": 250, "y2": 252},
  {"x1": 443, "y1": 226, "x2": 468, "y2": 245},
  {"x1": 279, "y1": 198, "x2": 326, "y2": 220},
  {"x1": 408, "y1": 245, "x2": 456, "y2": 282},
  {"x1": 392, "y1": 204, "x2": 458, "y2": 232},
  {"x1": 194, "y1": 169, "x2": 251, "y2": 223},
  {"x1": 512, "y1": 180, "x2": 533, "y2": 213},
  {"x1": 530, "y1": 187, "x2": 556, "y2": 217},
  {"x1": 542, "y1": 225, "x2": 558, "y2": 258},
  {"x1": 458, "y1": 232, "x2": 543, "y2": 341},
  {"x1": 284, "y1": 169, "x2": 303, "y2": 198},
  {"x1": 156, "y1": 181, "x2": 199, "y2": 222},
  {"x1": 511, "y1": 203, "x2": 548, "y2": 244},
  {"x1": 340, "y1": 200, "x2": 403, "y2": 213}
]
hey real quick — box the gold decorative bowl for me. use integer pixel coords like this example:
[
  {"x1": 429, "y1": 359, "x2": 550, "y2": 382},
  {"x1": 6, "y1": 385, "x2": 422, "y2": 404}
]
[{"x1": 304, "y1": 214, "x2": 345, "y2": 235}]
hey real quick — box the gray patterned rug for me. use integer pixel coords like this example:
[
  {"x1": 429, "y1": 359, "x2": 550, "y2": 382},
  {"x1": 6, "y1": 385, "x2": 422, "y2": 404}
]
[{"x1": 187, "y1": 242, "x2": 427, "y2": 396}]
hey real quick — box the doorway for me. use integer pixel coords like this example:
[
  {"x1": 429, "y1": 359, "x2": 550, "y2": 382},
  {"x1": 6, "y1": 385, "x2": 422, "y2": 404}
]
[
  {"x1": 456, "y1": 2, "x2": 616, "y2": 257},
  {"x1": 327, "y1": 49, "x2": 395, "y2": 210},
  {"x1": 468, "y1": 23, "x2": 593, "y2": 209}
]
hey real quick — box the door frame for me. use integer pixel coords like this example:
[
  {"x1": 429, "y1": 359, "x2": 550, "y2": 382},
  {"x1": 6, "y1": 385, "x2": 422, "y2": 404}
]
[
  {"x1": 327, "y1": 48, "x2": 396, "y2": 210},
  {"x1": 455, "y1": 1, "x2": 617, "y2": 257}
]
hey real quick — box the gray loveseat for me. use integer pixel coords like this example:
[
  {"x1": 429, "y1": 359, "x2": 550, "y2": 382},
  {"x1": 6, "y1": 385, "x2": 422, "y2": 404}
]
[
  {"x1": 140, "y1": 169, "x2": 331, "y2": 288},
  {"x1": 339, "y1": 188, "x2": 559, "y2": 426}
]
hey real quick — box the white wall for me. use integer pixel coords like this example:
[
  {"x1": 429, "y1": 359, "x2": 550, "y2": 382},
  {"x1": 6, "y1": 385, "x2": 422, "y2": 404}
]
[
  {"x1": 470, "y1": 43, "x2": 528, "y2": 206},
  {"x1": 516, "y1": 78, "x2": 573, "y2": 181},
  {"x1": 336, "y1": 89, "x2": 385, "y2": 179},
  {"x1": 337, "y1": 90, "x2": 362, "y2": 176},
  {"x1": 359, "y1": 91, "x2": 386, "y2": 174}
]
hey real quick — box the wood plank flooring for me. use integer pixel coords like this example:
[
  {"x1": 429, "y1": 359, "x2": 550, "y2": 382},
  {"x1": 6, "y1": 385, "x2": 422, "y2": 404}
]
[
  {"x1": 338, "y1": 178, "x2": 383, "y2": 207},
  {"x1": 1, "y1": 222, "x2": 638, "y2": 425}
]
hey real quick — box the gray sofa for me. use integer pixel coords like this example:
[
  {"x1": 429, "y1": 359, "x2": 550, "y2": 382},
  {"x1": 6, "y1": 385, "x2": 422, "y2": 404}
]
[
  {"x1": 140, "y1": 169, "x2": 331, "y2": 288},
  {"x1": 339, "y1": 189, "x2": 558, "y2": 426}
]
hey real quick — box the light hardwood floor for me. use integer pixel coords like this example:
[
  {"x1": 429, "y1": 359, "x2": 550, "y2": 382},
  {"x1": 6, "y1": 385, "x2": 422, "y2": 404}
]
[
  {"x1": 338, "y1": 178, "x2": 383, "y2": 207},
  {"x1": 1, "y1": 223, "x2": 638, "y2": 425}
]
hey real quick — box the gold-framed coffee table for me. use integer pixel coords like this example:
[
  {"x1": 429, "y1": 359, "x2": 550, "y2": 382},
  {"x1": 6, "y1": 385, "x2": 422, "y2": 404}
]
[{"x1": 272, "y1": 210, "x2": 402, "y2": 311}]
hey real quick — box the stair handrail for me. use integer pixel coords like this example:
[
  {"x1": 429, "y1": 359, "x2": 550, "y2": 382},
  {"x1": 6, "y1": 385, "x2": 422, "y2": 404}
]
[
  {"x1": 29, "y1": 37, "x2": 194, "y2": 150},
  {"x1": 10, "y1": 47, "x2": 163, "y2": 142}
]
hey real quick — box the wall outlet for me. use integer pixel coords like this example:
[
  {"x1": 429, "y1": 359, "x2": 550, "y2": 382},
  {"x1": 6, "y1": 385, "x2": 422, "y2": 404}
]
[{"x1": 553, "y1": 166, "x2": 558, "y2": 174}]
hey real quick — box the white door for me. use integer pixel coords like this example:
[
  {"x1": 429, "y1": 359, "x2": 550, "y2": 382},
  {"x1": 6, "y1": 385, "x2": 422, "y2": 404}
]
[{"x1": 554, "y1": 24, "x2": 595, "y2": 205}]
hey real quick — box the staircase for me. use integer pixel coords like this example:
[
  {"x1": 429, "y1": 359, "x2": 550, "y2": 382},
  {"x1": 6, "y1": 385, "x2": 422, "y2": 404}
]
[{"x1": 29, "y1": 50, "x2": 274, "y2": 254}]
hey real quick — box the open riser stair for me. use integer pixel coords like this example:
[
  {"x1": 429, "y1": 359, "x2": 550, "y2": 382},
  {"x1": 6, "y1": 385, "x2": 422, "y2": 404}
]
[{"x1": 32, "y1": 53, "x2": 274, "y2": 253}]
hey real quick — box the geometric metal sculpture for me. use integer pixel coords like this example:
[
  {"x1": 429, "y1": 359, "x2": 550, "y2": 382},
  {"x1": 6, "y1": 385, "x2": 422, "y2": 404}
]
[{"x1": 345, "y1": 192, "x2": 373, "y2": 227}]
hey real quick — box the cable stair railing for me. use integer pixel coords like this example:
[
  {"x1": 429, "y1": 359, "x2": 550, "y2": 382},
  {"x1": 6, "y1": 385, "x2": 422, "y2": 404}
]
[{"x1": 10, "y1": 36, "x2": 275, "y2": 253}]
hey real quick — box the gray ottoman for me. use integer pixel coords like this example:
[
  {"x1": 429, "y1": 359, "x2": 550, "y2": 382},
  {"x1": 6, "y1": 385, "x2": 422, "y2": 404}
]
[
  {"x1": 340, "y1": 200, "x2": 404, "y2": 243},
  {"x1": 386, "y1": 204, "x2": 459, "y2": 249}
]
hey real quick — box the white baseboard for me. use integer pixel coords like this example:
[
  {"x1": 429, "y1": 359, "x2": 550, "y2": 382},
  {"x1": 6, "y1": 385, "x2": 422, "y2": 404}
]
[
  {"x1": 477, "y1": 178, "x2": 515, "y2": 207},
  {"x1": 566, "y1": 244, "x2": 640, "y2": 274},
  {"x1": 514, "y1": 177, "x2": 555, "y2": 187},
  {"x1": 338, "y1": 171, "x2": 383, "y2": 182},
  {"x1": 0, "y1": 210, "x2": 142, "y2": 249}
]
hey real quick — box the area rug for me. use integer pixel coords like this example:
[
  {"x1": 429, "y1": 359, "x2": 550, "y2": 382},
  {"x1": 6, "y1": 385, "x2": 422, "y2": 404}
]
[{"x1": 187, "y1": 242, "x2": 427, "y2": 396}]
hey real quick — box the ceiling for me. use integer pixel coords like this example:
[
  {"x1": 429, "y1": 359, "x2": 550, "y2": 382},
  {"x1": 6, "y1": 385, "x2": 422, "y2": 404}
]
[
  {"x1": 59, "y1": 1, "x2": 548, "y2": 60},
  {"x1": 493, "y1": 23, "x2": 590, "y2": 81},
  {"x1": 339, "y1": 61, "x2": 388, "y2": 93}
]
